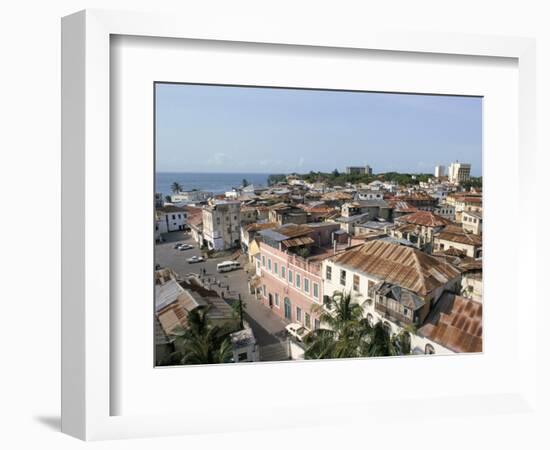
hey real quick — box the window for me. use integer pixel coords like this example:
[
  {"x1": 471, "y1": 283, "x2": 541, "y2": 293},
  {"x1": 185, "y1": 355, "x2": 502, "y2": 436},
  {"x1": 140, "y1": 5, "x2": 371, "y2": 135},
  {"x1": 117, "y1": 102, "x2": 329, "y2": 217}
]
[
  {"x1": 425, "y1": 344, "x2": 435, "y2": 355},
  {"x1": 305, "y1": 313, "x2": 311, "y2": 329},
  {"x1": 314, "y1": 319, "x2": 321, "y2": 330},
  {"x1": 284, "y1": 298, "x2": 292, "y2": 320},
  {"x1": 262, "y1": 285, "x2": 266, "y2": 296},
  {"x1": 340, "y1": 269, "x2": 346, "y2": 286},
  {"x1": 288, "y1": 269, "x2": 293, "y2": 284},
  {"x1": 367, "y1": 280, "x2": 376, "y2": 298},
  {"x1": 313, "y1": 283, "x2": 319, "y2": 299},
  {"x1": 296, "y1": 307, "x2": 302, "y2": 322},
  {"x1": 256, "y1": 260, "x2": 260, "y2": 270},
  {"x1": 403, "y1": 307, "x2": 409, "y2": 317},
  {"x1": 274, "y1": 262, "x2": 278, "y2": 274},
  {"x1": 353, "y1": 274, "x2": 360, "y2": 292},
  {"x1": 262, "y1": 255, "x2": 266, "y2": 266},
  {"x1": 268, "y1": 258, "x2": 272, "y2": 271},
  {"x1": 326, "y1": 265, "x2": 332, "y2": 281},
  {"x1": 296, "y1": 273, "x2": 301, "y2": 289},
  {"x1": 172, "y1": 214, "x2": 176, "y2": 220},
  {"x1": 304, "y1": 278, "x2": 310, "y2": 294},
  {"x1": 275, "y1": 293, "x2": 280, "y2": 307},
  {"x1": 238, "y1": 352, "x2": 248, "y2": 362},
  {"x1": 281, "y1": 266, "x2": 286, "y2": 279}
]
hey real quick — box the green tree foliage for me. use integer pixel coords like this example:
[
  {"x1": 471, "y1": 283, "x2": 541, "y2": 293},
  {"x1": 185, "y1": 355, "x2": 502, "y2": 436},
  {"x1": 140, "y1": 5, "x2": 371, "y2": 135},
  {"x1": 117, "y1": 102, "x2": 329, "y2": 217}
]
[
  {"x1": 267, "y1": 174, "x2": 286, "y2": 186},
  {"x1": 166, "y1": 305, "x2": 234, "y2": 365},
  {"x1": 304, "y1": 291, "x2": 411, "y2": 359},
  {"x1": 171, "y1": 181, "x2": 183, "y2": 193},
  {"x1": 460, "y1": 177, "x2": 483, "y2": 190}
]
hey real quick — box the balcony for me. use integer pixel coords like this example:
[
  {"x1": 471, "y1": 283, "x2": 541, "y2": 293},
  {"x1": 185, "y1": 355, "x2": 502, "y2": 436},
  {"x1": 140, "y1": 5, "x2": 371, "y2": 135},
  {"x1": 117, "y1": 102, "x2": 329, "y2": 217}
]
[{"x1": 374, "y1": 302, "x2": 413, "y2": 326}]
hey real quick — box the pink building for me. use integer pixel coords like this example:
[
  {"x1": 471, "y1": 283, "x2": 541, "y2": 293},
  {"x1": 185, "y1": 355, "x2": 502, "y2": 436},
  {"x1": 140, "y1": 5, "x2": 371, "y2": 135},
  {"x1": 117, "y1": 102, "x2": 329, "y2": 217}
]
[{"x1": 254, "y1": 223, "x2": 347, "y2": 331}]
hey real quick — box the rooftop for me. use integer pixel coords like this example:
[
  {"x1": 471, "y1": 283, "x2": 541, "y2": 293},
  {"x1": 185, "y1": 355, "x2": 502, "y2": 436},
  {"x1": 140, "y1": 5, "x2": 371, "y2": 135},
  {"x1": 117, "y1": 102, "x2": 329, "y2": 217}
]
[
  {"x1": 329, "y1": 240, "x2": 461, "y2": 296},
  {"x1": 396, "y1": 211, "x2": 453, "y2": 228},
  {"x1": 418, "y1": 292, "x2": 482, "y2": 353},
  {"x1": 436, "y1": 227, "x2": 482, "y2": 246}
]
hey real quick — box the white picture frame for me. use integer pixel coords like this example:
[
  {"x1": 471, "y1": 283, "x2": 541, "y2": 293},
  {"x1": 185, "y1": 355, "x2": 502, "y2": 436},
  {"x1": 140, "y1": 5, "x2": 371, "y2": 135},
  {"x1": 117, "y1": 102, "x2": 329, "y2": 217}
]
[{"x1": 61, "y1": 9, "x2": 539, "y2": 441}]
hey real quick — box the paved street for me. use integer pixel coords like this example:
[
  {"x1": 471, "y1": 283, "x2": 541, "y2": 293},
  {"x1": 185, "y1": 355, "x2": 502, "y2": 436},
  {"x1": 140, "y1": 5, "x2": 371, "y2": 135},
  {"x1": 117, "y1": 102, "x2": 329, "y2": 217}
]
[{"x1": 155, "y1": 231, "x2": 287, "y2": 347}]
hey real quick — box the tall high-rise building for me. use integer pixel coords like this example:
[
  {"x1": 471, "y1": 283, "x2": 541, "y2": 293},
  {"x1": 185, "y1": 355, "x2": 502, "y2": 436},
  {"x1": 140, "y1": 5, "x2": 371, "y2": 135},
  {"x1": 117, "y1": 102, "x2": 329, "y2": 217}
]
[
  {"x1": 448, "y1": 162, "x2": 471, "y2": 184},
  {"x1": 346, "y1": 165, "x2": 373, "y2": 176},
  {"x1": 434, "y1": 165, "x2": 445, "y2": 178}
]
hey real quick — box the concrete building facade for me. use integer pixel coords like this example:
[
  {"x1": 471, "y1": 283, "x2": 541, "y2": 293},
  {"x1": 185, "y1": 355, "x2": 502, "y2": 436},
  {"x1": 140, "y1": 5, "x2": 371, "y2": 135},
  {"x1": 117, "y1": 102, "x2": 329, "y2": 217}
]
[{"x1": 202, "y1": 200, "x2": 241, "y2": 251}]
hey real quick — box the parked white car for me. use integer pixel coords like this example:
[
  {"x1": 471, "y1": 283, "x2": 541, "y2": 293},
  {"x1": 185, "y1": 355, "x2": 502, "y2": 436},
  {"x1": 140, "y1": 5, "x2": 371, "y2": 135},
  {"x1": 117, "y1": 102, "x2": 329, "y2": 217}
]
[
  {"x1": 285, "y1": 323, "x2": 309, "y2": 342},
  {"x1": 186, "y1": 255, "x2": 204, "y2": 264},
  {"x1": 178, "y1": 244, "x2": 194, "y2": 250}
]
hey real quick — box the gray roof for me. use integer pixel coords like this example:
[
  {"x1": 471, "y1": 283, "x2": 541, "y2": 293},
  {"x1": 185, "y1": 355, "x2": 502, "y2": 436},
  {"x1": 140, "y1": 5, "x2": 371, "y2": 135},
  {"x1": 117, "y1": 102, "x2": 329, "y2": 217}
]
[
  {"x1": 336, "y1": 213, "x2": 370, "y2": 223},
  {"x1": 377, "y1": 236, "x2": 417, "y2": 248},
  {"x1": 230, "y1": 327, "x2": 257, "y2": 348},
  {"x1": 258, "y1": 228, "x2": 291, "y2": 242},
  {"x1": 155, "y1": 279, "x2": 185, "y2": 312},
  {"x1": 355, "y1": 221, "x2": 394, "y2": 230}
]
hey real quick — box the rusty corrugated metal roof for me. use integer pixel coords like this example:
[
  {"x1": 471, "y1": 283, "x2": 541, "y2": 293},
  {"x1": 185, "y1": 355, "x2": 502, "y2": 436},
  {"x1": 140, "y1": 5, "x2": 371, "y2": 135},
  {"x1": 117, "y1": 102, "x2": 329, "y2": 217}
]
[
  {"x1": 281, "y1": 236, "x2": 315, "y2": 248},
  {"x1": 436, "y1": 228, "x2": 482, "y2": 246},
  {"x1": 418, "y1": 292, "x2": 482, "y2": 353},
  {"x1": 396, "y1": 211, "x2": 452, "y2": 228},
  {"x1": 329, "y1": 240, "x2": 461, "y2": 296}
]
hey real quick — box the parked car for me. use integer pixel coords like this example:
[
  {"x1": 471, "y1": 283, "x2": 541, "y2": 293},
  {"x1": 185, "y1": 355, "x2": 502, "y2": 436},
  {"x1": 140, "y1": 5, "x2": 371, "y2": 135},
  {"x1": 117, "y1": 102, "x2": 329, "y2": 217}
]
[
  {"x1": 186, "y1": 255, "x2": 204, "y2": 264},
  {"x1": 179, "y1": 244, "x2": 194, "y2": 251},
  {"x1": 285, "y1": 323, "x2": 309, "y2": 342},
  {"x1": 174, "y1": 243, "x2": 183, "y2": 249}
]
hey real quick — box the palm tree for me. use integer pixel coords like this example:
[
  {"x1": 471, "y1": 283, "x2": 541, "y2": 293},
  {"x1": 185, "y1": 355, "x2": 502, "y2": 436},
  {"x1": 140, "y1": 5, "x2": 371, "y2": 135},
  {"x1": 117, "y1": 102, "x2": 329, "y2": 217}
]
[
  {"x1": 305, "y1": 291, "x2": 366, "y2": 359},
  {"x1": 171, "y1": 181, "x2": 183, "y2": 193},
  {"x1": 168, "y1": 305, "x2": 234, "y2": 365},
  {"x1": 361, "y1": 322, "x2": 400, "y2": 357},
  {"x1": 180, "y1": 327, "x2": 233, "y2": 365},
  {"x1": 305, "y1": 291, "x2": 408, "y2": 359}
]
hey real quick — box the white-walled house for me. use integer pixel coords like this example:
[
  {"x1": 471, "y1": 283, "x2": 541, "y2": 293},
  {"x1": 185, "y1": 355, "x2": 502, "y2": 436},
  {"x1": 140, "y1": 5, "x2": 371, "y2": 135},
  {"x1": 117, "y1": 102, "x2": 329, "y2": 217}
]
[
  {"x1": 322, "y1": 240, "x2": 463, "y2": 354},
  {"x1": 434, "y1": 226, "x2": 482, "y2": 258},
  {"x1": 461, "y1": 210, "x2": 483, "y2": 235},
  {"x1": 156, "y1": 205, "x2": 189, "y2": 233}
]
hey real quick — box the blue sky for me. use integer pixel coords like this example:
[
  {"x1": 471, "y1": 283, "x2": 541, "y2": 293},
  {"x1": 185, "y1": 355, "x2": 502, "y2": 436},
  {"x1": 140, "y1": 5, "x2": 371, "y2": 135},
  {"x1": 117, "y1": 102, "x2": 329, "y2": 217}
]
[{"x1": 155, "y1": 83, "x2": 482, "y2": 176}]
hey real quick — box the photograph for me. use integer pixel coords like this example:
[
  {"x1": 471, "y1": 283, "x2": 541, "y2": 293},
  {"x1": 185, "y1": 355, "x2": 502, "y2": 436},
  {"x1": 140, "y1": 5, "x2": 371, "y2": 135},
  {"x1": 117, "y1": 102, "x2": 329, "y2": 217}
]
[{"x1": 153, "y1": 83, "x2": 483, "y2": 366}]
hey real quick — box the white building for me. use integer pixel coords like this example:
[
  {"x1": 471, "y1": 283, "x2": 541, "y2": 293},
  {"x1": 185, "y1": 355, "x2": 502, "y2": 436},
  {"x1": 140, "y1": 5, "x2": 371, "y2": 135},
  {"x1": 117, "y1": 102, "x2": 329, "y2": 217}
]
[
  {"x1": 356, "y1": 190, "x2": 384, "y2": 201},
  {"x1": 202, "y1": 200, "x2": 241, "y2": 251},
  {"x1": 230, "y1": 326, "x2": 259, "y2": 362},
  {"x1": 461, "y1": 210, "x2": 483, "y2": 235},
  {"x1": 447, "y1": 162, "x2": 471, "y2": 184},
  {"x1": 170, "y1": 190, "x2": 212, "y2": 203},
  {"x1": 434, "y1": 203, "x2": 456, "y2": 221},
  {"x1": 434, "y1": 165, "x2": 446, "y2": 178},
  {"x1": 156, "y1": 205, "x2": 188, "y2": 233},
  {"x1": 322, "y1": 240, "x2": 462, "y2": 354}
]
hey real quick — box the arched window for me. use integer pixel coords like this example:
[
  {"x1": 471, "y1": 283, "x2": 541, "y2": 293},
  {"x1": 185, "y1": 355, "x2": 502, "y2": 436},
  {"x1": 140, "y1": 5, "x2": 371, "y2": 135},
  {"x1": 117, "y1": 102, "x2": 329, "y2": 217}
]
[
  {"x1": 425, "y1": 344, "x2": 435, "y2": 355},
  {"x1": 366, "y1": 313, "x2": 374, "y2": 327}
]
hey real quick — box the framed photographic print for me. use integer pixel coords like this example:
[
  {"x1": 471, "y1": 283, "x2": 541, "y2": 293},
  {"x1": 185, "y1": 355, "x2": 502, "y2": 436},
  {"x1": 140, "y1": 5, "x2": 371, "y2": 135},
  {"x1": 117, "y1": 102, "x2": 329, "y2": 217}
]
[{"x1": 62, "y1": 9, "x2": 539, "y2": 442}]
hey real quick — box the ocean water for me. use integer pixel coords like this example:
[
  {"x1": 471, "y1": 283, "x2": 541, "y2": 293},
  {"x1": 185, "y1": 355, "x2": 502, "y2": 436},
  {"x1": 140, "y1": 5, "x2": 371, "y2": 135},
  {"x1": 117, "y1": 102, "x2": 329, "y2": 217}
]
[{"x1": 156, "y1": 172, "x2": 269, "y2": 197}]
